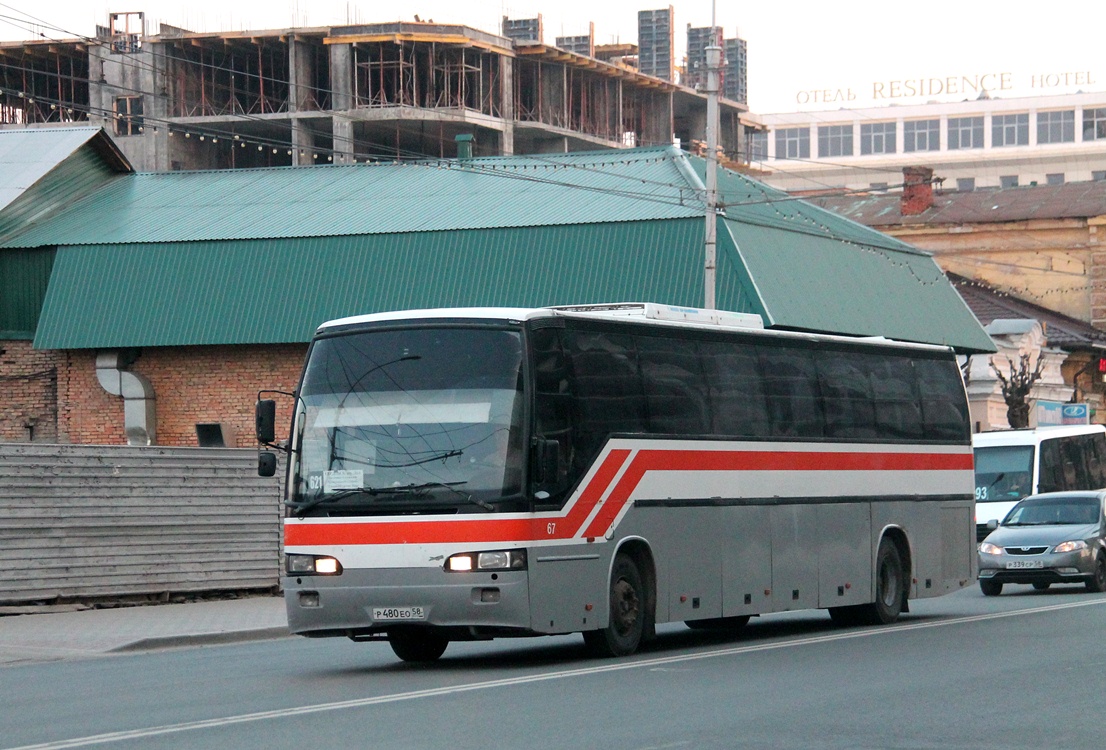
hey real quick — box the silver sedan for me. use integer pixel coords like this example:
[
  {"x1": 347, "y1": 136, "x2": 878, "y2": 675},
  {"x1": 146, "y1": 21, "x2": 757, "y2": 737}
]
[{"x1": 978, "y1": 490, "x2": 1106, "y2": 596}]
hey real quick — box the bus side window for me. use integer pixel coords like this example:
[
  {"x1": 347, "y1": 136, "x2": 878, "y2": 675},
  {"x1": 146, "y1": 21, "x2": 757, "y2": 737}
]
[
  {"x1": 760, "y1": 345, "x2": 824, "y2": 439},
  {"x1": 636, "y1": 334, "x2": 710, "y2": 435},
  {"x1": 1089, "y1": 435, "x2": 1106, "y2": 487},
  {"x1": 700, "y1": 341, "x2": 770, "y2": 437},
  {"x1": 1060, "y1": 436, "x2": 1088, "y2": 490},
  {"x1": 562, "y1": 329, "x2": 646, "y2": 464},
  {"x1": 1037, "y1": 439, "x2": 1063, "y2": 493},
  {"x1": 870, "y1": 357, "x2": 923, "y2": 440},
  {"x1": 914, "y1": 358, "x2": 970, "y2": 441},
  {"x1": 530, "y1": 327, "x2": 574, "y2": 503},
  {"x1": 817, "y1": 351, "x2": 877, "y2": 440}
]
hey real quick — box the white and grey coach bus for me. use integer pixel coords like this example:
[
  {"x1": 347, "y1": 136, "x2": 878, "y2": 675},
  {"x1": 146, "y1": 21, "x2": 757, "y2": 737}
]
[{"x1": 256, "y1": 303, "x2": 976, "y2": 662}]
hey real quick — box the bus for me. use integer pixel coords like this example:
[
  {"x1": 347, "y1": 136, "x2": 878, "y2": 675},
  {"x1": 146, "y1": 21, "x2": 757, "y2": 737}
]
[
  {"x1": 972, "y1": 424, "x2": 1106, "y2": 539},
  {"x1": 256, "y1": 302, "x2": 976, "y2": 662}
]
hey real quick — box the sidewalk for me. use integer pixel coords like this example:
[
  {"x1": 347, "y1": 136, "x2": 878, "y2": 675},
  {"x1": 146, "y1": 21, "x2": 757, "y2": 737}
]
[{"x1": 0, "y1": 595, "x2": 289, "y2": 667}]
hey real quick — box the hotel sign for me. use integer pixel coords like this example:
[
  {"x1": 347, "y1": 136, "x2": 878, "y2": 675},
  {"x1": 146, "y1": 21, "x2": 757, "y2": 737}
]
[{"x1": 795, "y1": 70, "x2": 1097, "y2": 105}]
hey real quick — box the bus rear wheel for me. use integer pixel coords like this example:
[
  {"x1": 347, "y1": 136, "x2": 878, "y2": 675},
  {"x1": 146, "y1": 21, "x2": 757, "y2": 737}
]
[
  {"x1": 584, "y1": 553, "x2": 646, "y2": 657},
  {"x1": 831, "y1": 538, "x2": 905, "y2": 626},
  {"x1": 388, "y1": 628, "x2": 449, "y2": 663}
]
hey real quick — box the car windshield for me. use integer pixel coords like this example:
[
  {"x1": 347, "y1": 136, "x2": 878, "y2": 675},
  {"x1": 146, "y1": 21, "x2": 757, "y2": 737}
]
[
  {"x1": 1003, "y1": 497, "x2": 1101, "y2": 526},
  {"x1": 290, "y1": 325, "x2": 525, "y2": 512},
  {"x1": 974, "y1": 445, "x2": 1033, "y2": 502}
]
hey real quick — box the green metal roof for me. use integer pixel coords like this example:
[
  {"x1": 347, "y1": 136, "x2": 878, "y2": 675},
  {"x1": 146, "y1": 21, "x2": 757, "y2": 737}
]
[
  {"x1": 0, "y1": 127, "x2": 130, "y2": 243},
  {"x1": 25, "y1": 146, "x2": 994, "y2": 354},
  {"x1": 721, "y1": 219, "x2": 996, "y2": 353},
  {"x1": 34, "y1": 220, "x2": 728, "y2": 348},
  {"x1": 4, "y1": 147, "x2": 704, "y2": 247}
]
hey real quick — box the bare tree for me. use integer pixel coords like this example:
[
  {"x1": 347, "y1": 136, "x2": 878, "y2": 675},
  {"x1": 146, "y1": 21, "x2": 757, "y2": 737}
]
[{"x1": 991, "y1": 353, "x2": 1044, "y2": 428}]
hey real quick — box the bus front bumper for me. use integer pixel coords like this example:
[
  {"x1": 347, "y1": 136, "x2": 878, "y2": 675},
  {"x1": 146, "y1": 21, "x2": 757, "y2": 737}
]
[{"x1": 284, "y1": 566, "x2": 532, "y2": 637}]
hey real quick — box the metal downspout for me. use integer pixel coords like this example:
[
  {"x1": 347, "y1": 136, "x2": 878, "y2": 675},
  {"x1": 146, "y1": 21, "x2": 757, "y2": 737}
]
[{"x1": 95, "y1": 351, "x2": 157, "y2": 446}]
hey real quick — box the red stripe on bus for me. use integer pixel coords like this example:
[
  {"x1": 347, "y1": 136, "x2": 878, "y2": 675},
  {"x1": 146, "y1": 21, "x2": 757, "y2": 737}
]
[
  {"x1": 284, "y1": 448, "x2": 632, "y2": 547},
  {"x1": 578, "y1": 448, "x2": 973, "y2": 538},
  {"x1": 285, "y1": 447, "x2": 970, "y2": 546}
]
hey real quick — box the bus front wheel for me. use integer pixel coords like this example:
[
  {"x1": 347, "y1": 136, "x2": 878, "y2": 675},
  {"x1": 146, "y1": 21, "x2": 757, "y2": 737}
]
[
  {"x1": 584, "y1": 553, "x2": 646, "y2": 657},
  {"x1": 388, "y1": 627, "x2": 449, "y2": 663}
]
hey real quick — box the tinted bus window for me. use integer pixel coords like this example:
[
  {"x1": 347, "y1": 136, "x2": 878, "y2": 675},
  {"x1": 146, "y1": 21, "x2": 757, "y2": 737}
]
[
  {"x1": 636, "y1": 335, "x2": 710, "y2": 435},
  {"x1": 870, "y1": 358, "x2": 924, "y2": 440},
  {"x1": 700, "y1": 340, "x2": 770, "y2": 437},
  {"x1": 818, "y1": 351, "x2": 877, "y2": 440},
  {"x1": 563, "y1": 329, "x2": 646, "y2": 461},
  {"x1": 914, "y1": 358, "x2": 969, "y2": 441},
  {"x1": 1037, "y1": 439, "x2": 1064, "y2": 493},
  {"x1": 760, "y1": 346, "x2": 824, "y2": 439}
]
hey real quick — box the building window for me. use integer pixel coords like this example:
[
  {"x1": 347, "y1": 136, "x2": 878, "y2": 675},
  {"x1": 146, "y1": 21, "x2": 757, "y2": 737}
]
[
  {"x1": 1084, "y1": 108, "x2": 1106, "y2": 140},
  {"x1": 869, "y1": 182, "x2": 888, "y2": 191},
  {"x1": 992, "y1": 113, "x2": 1028, "y2": 147},
  {"x1": 1093, "y1": 170, "x2": 1106, "y2": 181},
  {"x1": 775, "y1": 127, "x2": 810, "y2": 160},
  {"x1": 817, "y1": 124, "x2": 853, "y2": 157},
  {"x1": 999, "y1": 175, "x2": 1019, "y2": 188},
  {"x1": 948, "y1": 116, "x2": 984, "y2": 150},
  {"x1": 748, "y1": 131, "x2": 768, "y2": 161},
  {"x1": 957, "y1": 177, "x2": 975, "y2": 192},
  {"x1": 903, "y1": 119, "x2": 940, "y2": 152},
  {"x1": 1046, "y1": 173, "x2": 1065, "y2": 185},
  {"x1": 114, "y1": 96, "x2": 143, "y2": 136},
  {"x1": 1038, "y1": 110, "x2": 1075, "y2": 144},
  {"x1": 860, "y1": 122, "x2": 896, "y2": 155}
]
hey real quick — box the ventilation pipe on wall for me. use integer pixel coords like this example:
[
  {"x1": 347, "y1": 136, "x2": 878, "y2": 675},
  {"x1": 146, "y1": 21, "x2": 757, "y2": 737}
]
[{"x1": 95, "y1": 350, "x2": 157, "y2": 446}]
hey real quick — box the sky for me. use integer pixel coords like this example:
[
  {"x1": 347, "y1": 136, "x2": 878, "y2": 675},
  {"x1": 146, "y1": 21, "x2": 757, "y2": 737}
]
[{"x1": 2, "y1": 1, "x2": 1103, "y2": 114}]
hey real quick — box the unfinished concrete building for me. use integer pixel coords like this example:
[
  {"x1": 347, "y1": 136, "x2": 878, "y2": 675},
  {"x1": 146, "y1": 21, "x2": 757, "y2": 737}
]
[{"x1": 0, "y1": 13, "x2": 756, "y2": 172}]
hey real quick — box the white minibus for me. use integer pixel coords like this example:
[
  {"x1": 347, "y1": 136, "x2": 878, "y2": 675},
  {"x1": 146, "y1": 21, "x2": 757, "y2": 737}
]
[{"x1": 972, "y1": 424, "x2": 1106, "y2": 539}]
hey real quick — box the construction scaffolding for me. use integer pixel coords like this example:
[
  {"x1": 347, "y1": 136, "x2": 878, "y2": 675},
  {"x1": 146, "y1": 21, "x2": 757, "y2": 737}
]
[
  {"x1": 0, "y1": 43, "x2": 89, "y2": 125},
  {"x1": 165, "y1": 37, "x2": 315, "y2": 118},
  {"x1": 352, "y1": 41, "x2": 501, "y2": 117}
]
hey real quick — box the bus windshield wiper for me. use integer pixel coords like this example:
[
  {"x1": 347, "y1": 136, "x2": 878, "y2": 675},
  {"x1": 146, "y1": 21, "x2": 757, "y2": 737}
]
[
  {"x1": 288, "y1": 481, "x2": 492, "y2": 515},
  {"x1": 369, "y1": 481, "x2": 494, "y2": 511}
]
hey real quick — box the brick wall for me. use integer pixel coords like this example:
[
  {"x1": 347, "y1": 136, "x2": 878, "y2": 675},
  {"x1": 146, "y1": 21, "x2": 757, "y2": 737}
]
[
  {"x1": 0, "y1": 340, "x2": 60, "y2": 442},
  {"x1": 59, "y1": 344, "x2": 307, "y2": 447}
]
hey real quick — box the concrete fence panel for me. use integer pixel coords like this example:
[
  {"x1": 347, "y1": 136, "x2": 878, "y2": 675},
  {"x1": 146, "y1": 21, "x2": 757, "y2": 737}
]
[{"x1": 0, "y1": 444, "x2": 283, "y2": 604}]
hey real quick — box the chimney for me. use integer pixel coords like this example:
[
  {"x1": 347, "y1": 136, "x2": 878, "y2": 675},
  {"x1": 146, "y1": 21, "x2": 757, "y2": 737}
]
[
  {"x1": 455, "y1": 133, "x2": 474, "y2": 160},
  {"x1": 901, "y1": 166, "x2": 934, "y2": 216}
]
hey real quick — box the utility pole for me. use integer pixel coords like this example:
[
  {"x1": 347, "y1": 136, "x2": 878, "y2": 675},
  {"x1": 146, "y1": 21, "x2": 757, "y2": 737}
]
[{"x1": 703, "y1": 6, "x2": 721, "y2": 309}]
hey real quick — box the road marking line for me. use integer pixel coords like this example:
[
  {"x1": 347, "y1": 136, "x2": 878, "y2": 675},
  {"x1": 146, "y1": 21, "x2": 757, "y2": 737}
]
[{"x1": 8, "y1": 597, "x2": 1105, "y2": 750}]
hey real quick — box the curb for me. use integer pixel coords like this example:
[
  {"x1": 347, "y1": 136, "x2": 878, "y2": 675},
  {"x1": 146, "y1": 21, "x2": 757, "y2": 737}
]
[{"x1": 110, "y1": 626, "x2": 292, "y2": 653}]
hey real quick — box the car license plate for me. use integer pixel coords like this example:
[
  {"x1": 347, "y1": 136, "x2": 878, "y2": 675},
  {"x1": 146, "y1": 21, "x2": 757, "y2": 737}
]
[
  {"x1": 372, "y1": 606, "x2": 427, "y2": 621},
  {"x1": 1006, "y1": 560, "x2": 1044, "y2": 569}
]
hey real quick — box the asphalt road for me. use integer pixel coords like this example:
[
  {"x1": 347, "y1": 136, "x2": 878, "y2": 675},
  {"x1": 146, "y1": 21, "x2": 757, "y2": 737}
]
[{"x1": 3, "y1": 584, "x2": 1105, "y2": 750}]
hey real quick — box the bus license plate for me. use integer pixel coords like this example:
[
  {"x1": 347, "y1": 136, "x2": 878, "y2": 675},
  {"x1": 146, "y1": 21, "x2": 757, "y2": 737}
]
[
  {"x1": 1006, "y1": 560, "x2": 1044, "y2": 569},
  {"x1": 373, "y1": 606, "x2": 427, "y2": 621}
]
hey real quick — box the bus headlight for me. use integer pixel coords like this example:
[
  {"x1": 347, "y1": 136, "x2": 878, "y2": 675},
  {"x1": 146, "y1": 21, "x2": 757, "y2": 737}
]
[
  {"x1": 446, "y1": 549, "x2": 527, "y2": 572},
  {"x1": 286, "y1": 554, "x2": 343, "y2": 575}
]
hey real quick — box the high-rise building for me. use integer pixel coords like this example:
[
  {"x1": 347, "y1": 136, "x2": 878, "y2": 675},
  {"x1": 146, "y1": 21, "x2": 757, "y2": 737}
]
[
  {"x1": 502, "y1": 15, "x2": 543, "y2": 43},
  {"x1": 684, "y1": 25, "x2": 721, "y2": 90},
  {"x1": 556, "y1": 22, "x2": 594, "y2": 57},
  {"x1": 724, "y1": 37, "x2": 748, "y2": 105},
  {"x1": 637, "y1": 7, "x2": 674, "y2": 81}
]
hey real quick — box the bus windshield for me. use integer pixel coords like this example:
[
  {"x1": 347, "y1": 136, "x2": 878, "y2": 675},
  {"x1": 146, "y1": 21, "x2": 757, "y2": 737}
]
[
  {"x1": 291, "y1": 325, "x2": 525, "y2": 513},
  {"x1": 974, "y1": 445, "x2": 1034, "y2": 503}
]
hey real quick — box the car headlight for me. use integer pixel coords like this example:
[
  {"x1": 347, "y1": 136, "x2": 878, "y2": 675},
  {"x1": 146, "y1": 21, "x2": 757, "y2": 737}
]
[
  {"x1": 979, "y1": 542, "x2": 1003, "y2": 555},
  {"x1": 1052, "y1": 540, "x2": 1088, "y2": 554},
  {"x1": 446, "y1": 549, "x2": 527, "y2": 572},
  {"x1": 286, "y1": 554, "x2": 343, "y2": 575}
]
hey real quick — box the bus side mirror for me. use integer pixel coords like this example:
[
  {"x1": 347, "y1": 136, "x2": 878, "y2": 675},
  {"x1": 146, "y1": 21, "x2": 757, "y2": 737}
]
[
  {"x1": 256, "y1": 399, "x2": 276, "y2": 444},
  {"x1": 534, "y1": 439, "x2": 560, "y2": 485},
  {"x1": 258, "y1": 451, "x2": 277, "y2": 477}
]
